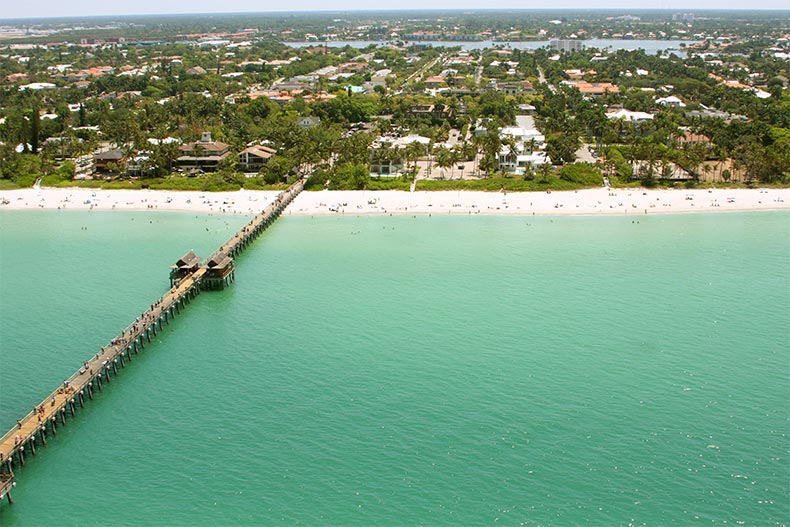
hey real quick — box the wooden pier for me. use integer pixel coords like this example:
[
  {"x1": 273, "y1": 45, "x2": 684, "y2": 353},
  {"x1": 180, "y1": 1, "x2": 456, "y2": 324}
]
[
  {"x1": 0, "y1": 179, "x2": 304, "y2": 505},
  {"x1": 0, "y1": 470, "x2": 13, "y2": 505}
]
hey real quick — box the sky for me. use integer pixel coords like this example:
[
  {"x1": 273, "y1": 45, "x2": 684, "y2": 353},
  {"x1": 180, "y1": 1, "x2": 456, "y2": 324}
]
[{"x1": 2, "y1": 0, "x2": 788, "y2": 19}]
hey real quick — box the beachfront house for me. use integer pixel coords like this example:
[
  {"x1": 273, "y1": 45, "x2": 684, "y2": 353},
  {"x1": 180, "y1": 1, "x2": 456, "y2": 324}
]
[
  {"x1": 498, "y1": 149, "x2": 551, "y2": 174},
  {"x1": 238, "y1": 144, "x2": 277, "y2": 173},
  {"x1": 177, "y1": 132, "x2": 230, "y2": 172},
  {"x1": 497, "y1": 115, "x2": 550, "y2": 174},
  {"x1": 125, "y1": 153, "x2": 156, "y2": 177},
  {"x1": 677, "y1": 130, "x2": 712, "y2": 147},
  {"x1": 93, "y1": 148, "x2": 126, "y2": 173},
  {"x1": 369, "y1": 135, "x2": 430, "y2": 177},
  {"x1": 369, "y1": 148, "x2": 404, "y2": 176},
  {"x1": 631, "y1": 160, "x2": 693, "y2": 182},
  {"x1": 675, "y1": 130, "x2": 714, "y2": 158}
]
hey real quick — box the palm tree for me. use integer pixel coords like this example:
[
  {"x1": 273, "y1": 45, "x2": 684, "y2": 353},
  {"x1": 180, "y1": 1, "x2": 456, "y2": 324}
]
[
  {"x1": 701, "y1": 162, "x2": 713, "y2": 182},
  {"x1": 470, "y1": 134, "x2": 484, "y2": 175},
  {"x1": 504, "y1": 138, "x2": 519, "y2": 175},
  {"x1": 479, "y1": 130, "x2": 502, "y2": 177},
  {"x1": 538, "y1": 162, "x2": 552, "y2": 183},
  {"x1": 403, "y1": 141, "x2": 425, "y2": 179},
  {"x1": 526, "y1": 138, "x2": 537, "y2": 154},
  {"x1": 434, "y1": 147, "x2": 452, "y2": 179},
  {"x1": 449, "y1": 146, "x2": 463, "y2": 179}
]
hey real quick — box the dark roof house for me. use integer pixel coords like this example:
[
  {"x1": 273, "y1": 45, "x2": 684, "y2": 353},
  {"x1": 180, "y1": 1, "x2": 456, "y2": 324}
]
[
  {"x1": 93, "y1": 149, "x2": 125, "y2": 172},
  {"x1": 238, "y1": 144, "x2": 277, "y2": 172},
  {"x1": 177, "y1": 132, "x2": 231, "y2": 170}
]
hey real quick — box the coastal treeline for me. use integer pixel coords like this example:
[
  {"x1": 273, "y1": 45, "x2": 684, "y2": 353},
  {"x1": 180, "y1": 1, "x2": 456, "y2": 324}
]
[{"x1": 0, "y1": 11, "x2": 788, "y2": 191}]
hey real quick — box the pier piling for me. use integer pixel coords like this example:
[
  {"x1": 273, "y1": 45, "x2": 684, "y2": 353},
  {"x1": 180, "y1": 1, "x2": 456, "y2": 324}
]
[{"x1": 0, "y1": 178, "x2": 305, "y2": 505}]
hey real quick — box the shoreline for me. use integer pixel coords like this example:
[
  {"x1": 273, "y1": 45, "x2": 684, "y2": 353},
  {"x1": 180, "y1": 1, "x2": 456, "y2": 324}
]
[{"x1": 1, "y1": 186, "x2": 789, "y2": 217}]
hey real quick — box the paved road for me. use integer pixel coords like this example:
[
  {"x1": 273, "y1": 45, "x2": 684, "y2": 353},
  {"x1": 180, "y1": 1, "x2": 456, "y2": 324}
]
[
  {"x1": 515, "y1": 115, "x2": 537, "y2": 129},
  {"x1": 401, "y1": 53, "x2": 447, "y2": 89},
  {"x1": 574, "y1": 143, "x2": 597, "y2": 164},
  {"x1": 443, "y1": 128, "x2": 464, "y2": 147},
  {"x1": 537, "y1": 66, "x2": 557, "y2": 94},
  {"x1": 473, "y1": 64, "x2": 484, "y2": 85}
]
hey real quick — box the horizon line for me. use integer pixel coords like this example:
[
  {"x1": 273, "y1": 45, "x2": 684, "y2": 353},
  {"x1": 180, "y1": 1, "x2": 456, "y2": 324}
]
[{"x1": 2, "y1": 7, "x2": 790, "y2": 22}]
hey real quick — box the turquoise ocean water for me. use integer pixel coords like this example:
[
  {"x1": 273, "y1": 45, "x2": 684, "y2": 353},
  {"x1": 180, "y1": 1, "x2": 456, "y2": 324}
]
[{"x1": 0, "y1": 210, "x2": 788, "y2": 526}]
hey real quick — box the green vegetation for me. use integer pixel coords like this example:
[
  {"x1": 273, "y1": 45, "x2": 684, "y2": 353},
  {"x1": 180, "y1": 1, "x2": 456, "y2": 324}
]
[
  {"x1": 34, "y1": 174, "x2": 289, "y2": 191},
  {"x1": 0, "y1": 11, "x2": 787, "y2": 193},
  {"x1": 365, "y1": 179, "x2": 412, "y2": 191},
  {"x1": 558, "y1": 163, "x2": 603, "y2": 186},
  {"x1": 0, "y1": 154, "x2": 41, "y2": 188},
  {"x1": 417, "y1": 175, "x2": 595, "y2": 192},
  {"x1": 0, "y1": 178, "x2": 22, "y2": 190}
]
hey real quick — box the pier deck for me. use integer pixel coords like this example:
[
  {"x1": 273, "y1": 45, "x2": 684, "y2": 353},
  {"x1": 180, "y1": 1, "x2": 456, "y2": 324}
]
[
  {"x1": 214, "y1": 179, "x2": 304, "y2": 258},
  {"x1": 0, "y1": 179, "x2": 304, "y2": 503},
  {"x1": 0, "y1": 269, "x2": 204, "y2": 466}
]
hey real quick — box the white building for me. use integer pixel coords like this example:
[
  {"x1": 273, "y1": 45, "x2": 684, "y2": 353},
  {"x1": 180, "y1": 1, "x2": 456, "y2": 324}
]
[
  {"x1": 500, "y1": 126, "x2": 545, "y2": 146},
  {"x1": 19, "y1": 82, "x2": 56, "y2": 91},
  {"x1": 498, "y1": 149, "x2": 551, "y2": 174},
  {"x1": 497, "y1": 114, "x2": 550, "y2": 174},
  {"x1": 656, "y1": 95, "x2": 686, "y2": 108},
  {"x1": 369, "y1": 135, "x2": 430, "y2": 177},
  {"x1": 606, "y1": 108, "x2": 655, "y2": 123},
  {"x1": 550, "y1": 39, "x2": 584, "y2": 53}
]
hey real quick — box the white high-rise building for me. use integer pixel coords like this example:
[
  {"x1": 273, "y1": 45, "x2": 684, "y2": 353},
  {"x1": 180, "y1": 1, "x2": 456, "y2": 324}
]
[{"x1": 550, "y1": 40, "x2": 584, "y2": 53}]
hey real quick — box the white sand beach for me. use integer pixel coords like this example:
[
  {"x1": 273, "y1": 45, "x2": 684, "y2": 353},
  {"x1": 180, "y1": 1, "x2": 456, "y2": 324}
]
[
  {"x1": 0, "y1": 187, "x2": 282, "y2": 215},
  {"x1": 1, "y1": 186, "x2": 789, "y2": 217}
]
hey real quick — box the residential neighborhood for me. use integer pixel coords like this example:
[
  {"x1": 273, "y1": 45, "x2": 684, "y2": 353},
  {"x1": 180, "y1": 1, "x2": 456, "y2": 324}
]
[{"x1": 0, "y1": 10, "x2": 788, "y2": 192}]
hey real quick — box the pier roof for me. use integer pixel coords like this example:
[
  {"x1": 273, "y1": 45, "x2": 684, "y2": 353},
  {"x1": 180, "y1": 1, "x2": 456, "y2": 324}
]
[
  {"x1": 207, "y1": 252, "x2": 233, "y2": 269},
  {"x1": 173, "y1": 250, "x2": 200, "y2": 269}
]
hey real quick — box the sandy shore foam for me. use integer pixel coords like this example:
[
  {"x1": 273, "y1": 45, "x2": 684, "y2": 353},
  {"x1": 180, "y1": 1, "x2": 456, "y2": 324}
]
[{"x1": 1, "y1": 186, "x2": 789, "y2": 217}]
